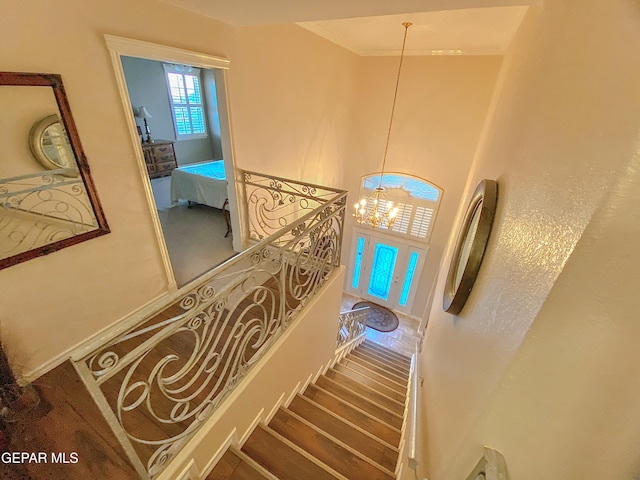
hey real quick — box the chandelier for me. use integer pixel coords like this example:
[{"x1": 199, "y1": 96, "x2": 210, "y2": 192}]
[{"x1": 354, "y1": 22, "x2": 412, "y2": 229}]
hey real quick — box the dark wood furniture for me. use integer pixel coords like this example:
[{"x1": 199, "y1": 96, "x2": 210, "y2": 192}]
[{"x1": 142, "y1": 140, "x2": 177, "y2": 178}]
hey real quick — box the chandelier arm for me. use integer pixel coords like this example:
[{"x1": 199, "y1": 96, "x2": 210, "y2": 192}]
[{"x1": 378, "y1": 22, "x2": 412, "y2": 190}]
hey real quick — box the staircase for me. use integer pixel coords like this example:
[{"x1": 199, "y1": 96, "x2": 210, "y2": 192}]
[{"x1": 207, "y1": 339, "x2": 412, "y2": 480}]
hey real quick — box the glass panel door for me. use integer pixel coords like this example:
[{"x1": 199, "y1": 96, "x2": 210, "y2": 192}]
[{"x1": 348, "y1": 232, "x2": 426, "y2": 314}]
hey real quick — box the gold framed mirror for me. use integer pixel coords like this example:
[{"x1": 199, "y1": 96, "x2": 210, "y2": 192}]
[
  {"x1": 0, "y1": 72, "x2": 109, "y2": 270},
  {"x1": 443, "y1": 179, "x2": 498, "y2": 315}
]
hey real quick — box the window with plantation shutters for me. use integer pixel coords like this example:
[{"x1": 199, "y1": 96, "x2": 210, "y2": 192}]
[
  {"x1": 163, "y1": 64, "x2": 208, "y2": 140},
  {"x1": 359, "y1": 173, "x2": 441, "y2": 243}
]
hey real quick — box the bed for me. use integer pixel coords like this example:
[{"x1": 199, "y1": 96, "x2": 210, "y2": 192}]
[{"x1": 170, "y1": 159, "x2": 228, "y2": 209}]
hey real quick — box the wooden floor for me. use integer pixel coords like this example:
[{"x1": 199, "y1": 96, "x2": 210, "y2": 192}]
[{"x1": 0, "y1": 361, "x2": 138, "y2": 480}]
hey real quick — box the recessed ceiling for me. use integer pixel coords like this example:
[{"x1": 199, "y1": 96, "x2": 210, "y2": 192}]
[
  {"x1": 159, "y1": 0, "x2": 533, "y2": 56},
  {"x1": 299, "y1": 7, "x2": 529, "y2": 56}
]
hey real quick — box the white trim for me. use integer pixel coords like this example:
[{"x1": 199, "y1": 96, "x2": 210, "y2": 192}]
[
  {"x1": 104, "y1": 38, "x2": 178, "y2": 291},
  {"x1": 175, "y1": 459, "x2": 200, "y2": 480},
  {"x1": 240, "y1": 409, "x2": 266, "y2": 446},
  {"x1": 200, "y1": 429, "x2": 238, "y2": 479},
  {"x1": 25, "y1": 290, "x2": 170, "y2": 381},
  {"x1": 104, "y1": 35, "x2": 230, "y2": 70},
  {"x1": 103, "y1": 34, "x2": 246, "y2": 277}
]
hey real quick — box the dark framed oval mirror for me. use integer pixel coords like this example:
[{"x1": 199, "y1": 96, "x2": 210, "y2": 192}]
[
  {"x1": 443, "y1": 179, "x2": 498, "y2": 315},
  {"x1": 0, "y1": 72, "x2": 109, "y2": 270}
]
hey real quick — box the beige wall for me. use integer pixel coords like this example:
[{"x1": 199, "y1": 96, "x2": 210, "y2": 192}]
[
  {"x1": 0, "y1": 87, "x2": 59, "y2": 177},
  {"x1": 342, "y1": 55, "x2": 502, "y2": 317},
  {"x1": 228, "y1": 23, "x2": 359, "y2": 188},
  {"x1": 0, "y1": 1, "x2": 357, "y2": 376},
  {"x1": 422, "y1": 0, "x2": 640, "y2": 478}
]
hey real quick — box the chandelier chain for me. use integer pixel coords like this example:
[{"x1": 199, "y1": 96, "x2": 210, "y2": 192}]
[{"x1": 379, "y1": 21, "x2": 412, "y2": 189}]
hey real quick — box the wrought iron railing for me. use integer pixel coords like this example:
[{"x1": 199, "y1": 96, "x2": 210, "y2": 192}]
[
  {"x1": 72, "y1": 171, "x2": 346, "y2": 479},
  {"x1": 336, "y1": 307, "x2": 368, "y2": 350},
  {"x1": 0, "y1": 169, "x2": 98, "y2": 257},
  {"x1": 243, "y1": 170, "x2": 344, "y2": 243}
]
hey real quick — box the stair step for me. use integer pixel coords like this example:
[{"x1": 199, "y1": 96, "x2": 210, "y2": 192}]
[
  {"x1": 242, "y1": 424, "x2": 345, "y2": 480},
  {"x1": 362, "y1": 340, "x2": 412, "y2": 364},
  {"x1": 314, "y1": 376, "x2": 403, "y2": 429},
  {"x1": 324, "y1": 369, "x2": 405, "y2": 414},
  {"x1": 207, "y1": 448, "x2": 276, "y2": 480},
  {"x1": 331, "y1": 364, "x2": 405, "y2": 403},
  {"x1": 348, "y1": 351, "x2": 409, "y2": 380},
  {"x1": 352, "y1": 348, "x2": 410, "y2": 376},
  {"x1": 288, "y1": 395, "x2": 399, "y2": 472},
  {"x1": 303, "y1": 385, "x2": 401, "y2": 446},
  {"x1": 358, "y1": 344, "x2": 412, "y2": 370},
  {"x1": 344, "y1": 353, "x2": 409, "y2": 385},
  {"x1": 270, "y1": 408, "x2": 395, "y2": 480},
  {"x1": 336, "y1": 360, "x2": 407, "y2": 395}
]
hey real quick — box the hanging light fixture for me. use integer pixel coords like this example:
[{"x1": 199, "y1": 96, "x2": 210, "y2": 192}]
[{"x1": 354, "y1": 22, "x2": 412, "y2": 229}]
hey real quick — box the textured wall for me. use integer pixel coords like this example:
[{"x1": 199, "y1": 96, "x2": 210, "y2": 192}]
[{"x1": 421, "y1": 0, "x2": 640, "y2": 478}]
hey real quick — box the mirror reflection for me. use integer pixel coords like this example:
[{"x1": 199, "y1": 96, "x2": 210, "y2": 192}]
[{"x1": 0, "y1": 72, "x2": 109, "y2": 269}]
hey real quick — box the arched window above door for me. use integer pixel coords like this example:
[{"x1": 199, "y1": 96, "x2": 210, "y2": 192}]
[{"x1": 359, "y1": 172, "x2": 442, "y2": 243}]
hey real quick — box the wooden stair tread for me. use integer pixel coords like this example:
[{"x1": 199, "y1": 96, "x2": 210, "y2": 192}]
[
  {"x1": 207, "y1": 449, "x2": 271, "y2": 480},
  {"x1": 358, "y1": 345, "x2": 412, "y2": 370},
  {"x1": 336, "y1": 360, "x2": 407, "y2": 394},
  {"x1": 270, "y1": 408, "x2": 394, "y2": 480},
  {"x1": 315, "y1": 376, "x2": 404, "y2": 429},
  {"x1": 349, "y1": 350, "x2": 410, "y2": 378},
  {"x1": 288, "y1": 395, "x2": 399, "y2": 472},
  {"x1": 325, "y1": 368, "x2": 405, "y2": 412},
  {"x1": 303, "y1": 384, "x2": 401, "y2": 446},
  {"x1": 242, "y1": 424, "x2": 343, "y2": 480},
  {"x1": 362, "y1": 340, "x2": 412, "y2": 364},
  {"x1": 345, "y1": 352, "x2": 409, "y2": 383}
]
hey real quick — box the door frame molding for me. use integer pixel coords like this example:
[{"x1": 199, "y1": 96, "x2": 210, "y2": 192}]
[
  {"x1": 348, "y1": 227, "x2": 428, "y2": 315},
  {"x1": 104, "y1": 34, "x2": 245, "y2": 292}
]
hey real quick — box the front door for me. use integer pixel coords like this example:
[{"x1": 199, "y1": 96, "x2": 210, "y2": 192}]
[{"x1": 348, "y1": 231, "x2": 425, "y2": 314}]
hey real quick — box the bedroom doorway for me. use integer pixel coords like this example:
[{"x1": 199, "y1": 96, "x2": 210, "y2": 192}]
[{"x1": 105, "y1": 35, "x2": 242, "y2": 290}]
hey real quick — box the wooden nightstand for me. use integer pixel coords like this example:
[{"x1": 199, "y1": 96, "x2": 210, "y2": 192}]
[{"x1": 142, "y1": 140, "x2": 177, "y2": 178}]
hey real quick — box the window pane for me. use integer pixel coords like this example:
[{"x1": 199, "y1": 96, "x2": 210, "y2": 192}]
[
  {"x1": 168, "y1": 73, "x2": 187, "y2": 104},
  {"x1": 399, "y1": 252, "x2": 419, "y2": 306},
  {"x1": 352, "y1": 237, "x2": 365, "y2": 289},
  {"x1": 190, "y1": 107, "x2": 206, "y2": 134},
  {"x1": 174, "y1": 106, "x2": 191, "y2": 135},
  {"x1": 185, "y1": 75, "x2": 202, "y2": 104}
]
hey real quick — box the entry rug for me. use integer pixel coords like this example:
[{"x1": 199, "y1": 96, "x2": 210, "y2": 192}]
[{"x1": 352, "y1": 301, "x2": 399, "y2": 333}]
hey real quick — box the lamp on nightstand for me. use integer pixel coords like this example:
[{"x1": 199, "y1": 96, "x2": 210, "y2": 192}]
[{"x1": 136, "y1": 106, "x2": 153, "y2": 143}]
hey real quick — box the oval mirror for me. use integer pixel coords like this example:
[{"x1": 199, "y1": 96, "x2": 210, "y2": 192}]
[
  {"x1": 29, "y1": 114, "x2": 78, "y2": 175},
  {"x1": 443, "y1": 179, "x2": 498, "y2": 315}
]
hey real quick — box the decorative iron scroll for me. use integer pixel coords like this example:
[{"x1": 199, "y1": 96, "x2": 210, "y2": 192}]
[
  {"x1": 243, "y1": 170, "x2": 344, "y2": 242},
  {"x1": 0, "y1": 169, "x2": 98, "y2": 257},
  {"x1": 336, "y1": 307, "x2": 368, "y2": 349},
  {"x1": 73, "y1": 180, "x2": 346, "y2": 479}
]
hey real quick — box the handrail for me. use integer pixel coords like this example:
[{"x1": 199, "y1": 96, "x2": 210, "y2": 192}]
[
  {"x1": 336, "y1": 306, "x2": 369, "y2": 352},
  {"x1": 72, "y1": 170, "x2": 347, "y2": 479},
  {"x1": 408, "y1": 340, "x2": 421, "y2": 472}
]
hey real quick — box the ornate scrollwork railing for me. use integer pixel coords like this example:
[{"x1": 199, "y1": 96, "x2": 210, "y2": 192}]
[
  {"x1": 336, "y1": 307, "x2": 368, "y2": 349},
  {"x1": 0, "y1": 169, "x2": 97, "y2": 256},
  {"x1": 243, "y1": 170, "x2": 344, "y2": 243},
  {"x1": 72, "y1": 173, "x2": 346, "y2": 479}
]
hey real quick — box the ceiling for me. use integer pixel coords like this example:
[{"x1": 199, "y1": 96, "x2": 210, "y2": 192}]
[{"x1": 159, "y1": 0, "x2": 535, "y2": 56}]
